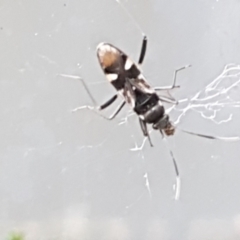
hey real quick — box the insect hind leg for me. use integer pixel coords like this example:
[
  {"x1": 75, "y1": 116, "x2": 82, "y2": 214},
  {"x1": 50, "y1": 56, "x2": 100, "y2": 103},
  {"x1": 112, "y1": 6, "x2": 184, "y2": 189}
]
[{"x1": 139, "y1": 118, "x2": 153, "y2": 147}]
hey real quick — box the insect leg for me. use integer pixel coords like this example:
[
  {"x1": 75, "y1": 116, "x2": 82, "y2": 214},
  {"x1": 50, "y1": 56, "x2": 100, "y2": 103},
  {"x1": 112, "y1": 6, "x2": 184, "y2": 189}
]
[
  {"x1": 74, "y1": 98, "x2": 126, "y2": 121},
  {"x1": 106, "y1": 100, "x2": 126, "y2": 120},
  {"x1": 139, "y1": 118, "x2": 153, "y2": 147},
  {"x1": 96, "y1": 95, "x2": 126, "y2": 120},
  {"x1": 158, "y1": 95, "x2": 178, "y2": 105},
  {"x1": 73, "y1": 77, "x2": 126, "y2": 120},
  {"x1": 171, "y1": 65, "x2": 191, "y2": 89},
  {"x1": 154, "y1": 65, "x2": 192, "y2": 91},
  {"x1": 80, "y1": 76, "x2": 118, "y2": 110},
  {"x1": 154, "y1": 85, "x2": 180, "y2": 91},
  {"x1": 99, "y1": 95, "x2": 118, "y2": 110},
  {"x1": 138, "y1": 35, "x2": 147, "y2": 64}
]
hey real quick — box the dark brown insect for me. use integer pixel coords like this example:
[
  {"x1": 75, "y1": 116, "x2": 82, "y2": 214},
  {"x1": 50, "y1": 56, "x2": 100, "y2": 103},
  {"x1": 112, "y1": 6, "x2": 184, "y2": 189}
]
[
  {"x1": 95, "y1": 37, "x2": 182, "y2": 146},
  {"x1": 76, "y1": 35, "x2": 238, "y2": 199}
]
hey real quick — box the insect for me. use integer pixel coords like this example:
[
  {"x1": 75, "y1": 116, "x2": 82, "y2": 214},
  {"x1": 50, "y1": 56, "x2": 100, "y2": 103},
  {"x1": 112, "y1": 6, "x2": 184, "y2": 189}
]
[
  {"x1": 73, "y1": 34, "x2": 239, "y2": 200},
  {"x1": 81, "y1": 35, "x2": 220, "y2": 145}
]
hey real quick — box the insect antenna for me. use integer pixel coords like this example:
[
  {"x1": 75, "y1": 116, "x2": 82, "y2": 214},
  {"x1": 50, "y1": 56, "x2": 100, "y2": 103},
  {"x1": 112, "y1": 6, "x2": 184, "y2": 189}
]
[{"x1": 178, "y1": 129, "x2": 240, "y2": 142}]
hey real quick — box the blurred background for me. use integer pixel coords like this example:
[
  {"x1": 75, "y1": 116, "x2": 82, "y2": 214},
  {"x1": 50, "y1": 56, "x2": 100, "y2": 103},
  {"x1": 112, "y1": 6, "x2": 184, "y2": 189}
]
[{"x1": 0, "y1": 0, "x2": 240, "y2": 239}]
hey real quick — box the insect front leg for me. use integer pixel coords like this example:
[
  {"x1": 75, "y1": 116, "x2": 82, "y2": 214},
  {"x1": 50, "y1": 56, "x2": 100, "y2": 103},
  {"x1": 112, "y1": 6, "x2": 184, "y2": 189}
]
[
  {"x1": 138, "y1": 35, "x2": 147, "y2": 65},
  {"x1": 98, "y1": 95, "x2": 118, "y2": 110},
  {"x1": 74, "y1": 77, "x2": 126, "y2": 120},
  {"x1": 158, "y1": 95, "x2": 178, "y2": 105},
  {"x1": 139, "y1": 118, "x2": 153, "y2": 147}
]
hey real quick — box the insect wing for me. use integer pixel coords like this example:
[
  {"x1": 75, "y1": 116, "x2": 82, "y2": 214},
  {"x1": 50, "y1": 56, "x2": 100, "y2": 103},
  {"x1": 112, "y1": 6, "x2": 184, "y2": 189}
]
[
  {"x1": 120, "y1": 75, "x2": 156, "y2": 110},
  {"x1": 120, "y1": 78, "x2": 136, "y2": 108},
  {"x1": 128, "y1": 75, "x2": 155, "y2": 95}
]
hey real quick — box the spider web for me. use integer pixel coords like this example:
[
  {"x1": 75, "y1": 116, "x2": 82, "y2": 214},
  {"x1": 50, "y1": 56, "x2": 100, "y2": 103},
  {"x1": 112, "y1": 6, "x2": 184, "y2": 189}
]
[
  {"x1": 172, "y1": 63, "x2": 240, "y2": 126},
  {"x1": 3, "y1": 0, "x2": 240, "y2": 239}
]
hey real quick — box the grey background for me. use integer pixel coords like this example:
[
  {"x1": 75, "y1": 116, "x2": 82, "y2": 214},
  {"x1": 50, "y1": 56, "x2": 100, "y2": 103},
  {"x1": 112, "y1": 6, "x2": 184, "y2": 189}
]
[{"x1": 1, "y1": 0, "x2": 240, "y2": 239}]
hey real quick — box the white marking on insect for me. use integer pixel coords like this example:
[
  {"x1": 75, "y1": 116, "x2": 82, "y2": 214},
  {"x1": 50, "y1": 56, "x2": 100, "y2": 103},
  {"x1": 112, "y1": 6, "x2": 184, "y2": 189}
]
[
  {"x1": 106, "y1": 73, "x2": 118, "y2": 82},
  {"x1": 96, "y1": 42, "x2": 108, "y2": 51},
  {"x1": 124, "y1": 58, "x2": 133, "y2": 70}
]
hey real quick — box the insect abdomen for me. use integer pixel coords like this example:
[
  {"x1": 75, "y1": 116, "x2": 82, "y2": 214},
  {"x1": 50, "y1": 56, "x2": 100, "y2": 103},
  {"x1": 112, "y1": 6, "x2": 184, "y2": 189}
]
[
  {"x1": 134, "y1": 93, "x2": 164, "y2": 123},
  {"x1": 143, "y1": 104, "x2": 165, "y2": 124}
]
